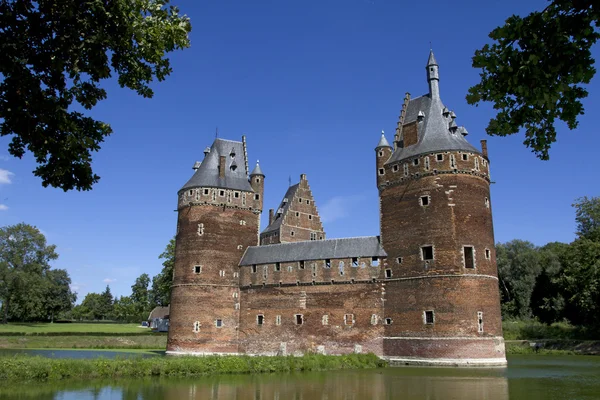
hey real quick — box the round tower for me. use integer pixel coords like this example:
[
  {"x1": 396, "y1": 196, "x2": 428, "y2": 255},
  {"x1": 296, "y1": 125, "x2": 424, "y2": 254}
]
[
  {"x1": 378, "y1": 52, "x2": 506, "y2": 366},
  {"x1": 375, "y1": 131, "x2": 393, "y2": 188},
  {"x1": 167, "y1": 137, "x2": 263, "y2": 355}
]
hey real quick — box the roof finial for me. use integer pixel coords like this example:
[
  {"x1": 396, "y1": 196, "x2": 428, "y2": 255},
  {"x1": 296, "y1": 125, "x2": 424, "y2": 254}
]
[
  {"x1": 215, "y1": 126, "x2": 219, "y2": 138},
  {"x1": 289, "y1": 175, "x2": 292, "y2": 187}
]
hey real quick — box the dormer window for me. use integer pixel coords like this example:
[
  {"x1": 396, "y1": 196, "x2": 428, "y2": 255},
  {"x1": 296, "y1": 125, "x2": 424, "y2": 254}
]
[
  {"x1": 230, "y1": 164, "x2": 237, "y2": 171},
  {"x1": 230, "y1": 148, "x2": 236, "y2": 158},
  {"x1": 417, "y1": 111, "x2": 425, "y2": 122}
]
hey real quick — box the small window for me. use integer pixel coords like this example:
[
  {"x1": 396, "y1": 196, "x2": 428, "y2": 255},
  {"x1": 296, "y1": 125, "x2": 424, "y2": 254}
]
[
  {"x1": 485, "y1": 249, "x2": 491, "y2": 260},
  {"x1": 233, "y1": 292, "x2": 238, "y2": 298},
  {"x1": 295, "y1": 212, "x2": 299, "y2": 217},
  {"x1": 325, "y1": 259, "x2": 331, "y2": 268},
  {"x1": 234, "y1": 192, "x2": 239, "y2": 198},
  {"x1": 194, "y1": 265, "x2": 202, "y2": 274},
  {"x1": 287, "y1": 265, "x2": 293, "y2": 272},
  {"x1": 424, "y1": 157, "x2": 430, "y2": 171},
  {"x1": 385, "y1": 318, "x2": 392, "y2": 325},
  {"x1": 290, "y1": 231, "x2": 295, "y2": 237},
  {"x1": 478, "y1": 311, "x2": 484, "y2": 333},
  {"x1": 371, "y1": 314, "x2": 378, "y2": 325},
  {"x1": 193, "y1": 321, "x2": 200, "y2": 332},
  {"x1": 485, "y1": 197, "x2": 490, "y2": 208},
  {"x1": 464, "y1": 246, "x2": 475, "y2": 269},
  {"x1": 219, "y1": 270, "x2": 225, "y2": 277},
  {"x1": 189, "y1": 190, "x2": 194, "y2": 196},
  {"x1": 275, "y1": 315, "x2": 281, "y2": 325},
  {"x1": 215, "y1": 319, "x2": 223, "y2": 328},
  {"x1": 344, "y1": 314, "x2": 354, "y2": 325},
  {"x1": 378, "y1": 150, "x2": 383, "y2": 157},
  {"x1": 233, "y1": 272, "x2": 239, "y2": 278},
  {"x1": 393, "y1": 165, "x2": 399, "y2": 172},
  {"x1": 385, "y1": 269, "x2": 392, "y2": 278},
  {"x1": 254, "y1": 194, "x2": 260, "y2": 200},
  {"x1": 298, "y1": 198, "x2": 302, "y2": 203},
  {"x1": 450, "y1": 154, "x2": 456, "y2": 168},
  {"x1": 275, "y1": 262, "x2": 281, "y2": 271},
  {"x1": 420, "y1": 195, "x2": 430, "y2": 206},
  {"x1": 371, "y1": 257, "x2": 379, "y2": 266},
  {"x1": 295, "y1": 314, "x2": 304, "y2": 325},
  {"x1": 403, "y1": 163, "x2": 409, "y2": 177},
  {"x1": 396, "y1": 257, "x2": 403, "y2": 264},
  {"x1": 308, "y1": 215, "x2": 312, "y2": 220},
  {"x1": 462, "y1": 153, "x2": 468, "y2": 161},
  {"x1": 299, "y1": 261, "x2": 305, "y2": 270},
  {"x1": 257, "y1": 315, "x2": 264, "y2": 325},
  {"x1": 413, "y1": 158, "x2": 419, "y2": 166},
  {"x1": 251, "y1": 265, "x2": 257, "y2": 273},
  {"x1": 219, "y1": 190, "x2": 225, "y2": 197},
  {"x1": 424, "y1": 311, "x2": 434, "y2": 324},
  {"x1": 421, "y1": 246, "x2": 434, "y2": 261},
  {"x1": 255, "y1": 178, "x2": 260, "y2": 183},
  {"x1": 436, "y1": 154, "x2": 444, "y2": 162},
  {"x1": 352, "y1": 257, "x2": 358, "y2": 267},
  {"x1": 378, "y1": 168, "x2": 385, "y2": 175},
  {"x1": 310, "y1": 232, "x2": 316, "y2": 241},
  {"x1": 203, "y1": 189, "x2": 209, "y2": 195},
  {"x1": 322, "y1": 315, "x2": 329, "y2": 325}
]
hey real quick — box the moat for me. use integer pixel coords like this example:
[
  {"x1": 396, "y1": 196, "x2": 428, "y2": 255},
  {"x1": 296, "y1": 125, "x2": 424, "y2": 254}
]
[{"x1": 0, "y1": 355, "x2": 598, "y2": 399}]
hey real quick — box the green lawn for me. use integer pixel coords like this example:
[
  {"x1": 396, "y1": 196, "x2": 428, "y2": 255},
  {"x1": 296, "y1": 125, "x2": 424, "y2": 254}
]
[{"x1": 0, "y1": 323, "x2": 147, "y2": 334}]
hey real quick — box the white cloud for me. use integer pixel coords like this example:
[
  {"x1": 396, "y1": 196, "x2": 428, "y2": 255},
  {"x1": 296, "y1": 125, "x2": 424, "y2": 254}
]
[
  {"x1": 0, "y1": 169, "x2": 14, "y2": 184},
  {"x1": 70, "y1": 282, "x2": 85, "y2": 292},
  {"x1": 319, "y1": 195, "x2": 366, "y2": 223},
  {"x1": 0, "y1": 204, "x2": 7, "y2": 211},
  {"x1": 103, "y1": 278, "x2": 117, "y2": 284}
]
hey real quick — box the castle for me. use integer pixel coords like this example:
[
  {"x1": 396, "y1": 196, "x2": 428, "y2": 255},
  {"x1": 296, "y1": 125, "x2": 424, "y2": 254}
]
[{"x1": 166, "y1": 52, "x2": 507, "y2": 366}]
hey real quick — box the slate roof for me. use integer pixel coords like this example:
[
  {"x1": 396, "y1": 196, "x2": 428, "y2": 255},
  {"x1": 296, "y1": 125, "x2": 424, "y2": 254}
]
[
  {"x1": 261, "y1": 184, "x2": 299, "y2": 234},
  {"x1": 387, "y1": 53, "x2": 480, "y2": 164},
  {"x1": 376, "y1": 132, "x2": 392, "y2": 149},
  {"x1": 240, "y1": 236, "x2": 387, "y2": 265},
  {"x1": 250, "y1": 161, "x2": 264, "y2": 176},
  {"x1": 180, "y1": 138, "x2": 253, "y2": 192}
]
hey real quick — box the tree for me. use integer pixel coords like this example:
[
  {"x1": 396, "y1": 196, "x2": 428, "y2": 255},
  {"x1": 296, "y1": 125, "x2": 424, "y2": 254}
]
[
  {"x1": 0, "y1": 0, "x2": 191, "y2": 191},
  {"x1": 496, "y1": 240, "x2": 541, "y2": 319},
  {"x1": 573, "y1": 196, "x2": 600, "y2": 242},
  {"x1": 131, "y1": 273, "x2": 150, "y2": 318},
  {"x1": 44, "y1": 269, "x2": 77, "y2": 322},
  {"x1": 151, "y1": 237, "x2": 175, "y2": 307},
  {"x1": 99, "y1": 285, "x2": 114, "y2": 320},
  {"x1": 467, "y1": 0, "x2": 600, "y2": 160},
  {"x1": 0, "y1": 223, "x2": 58, "y2": 323},
  {"x1": 530, "y1": 242, "x2": 568, "y2": 323}
]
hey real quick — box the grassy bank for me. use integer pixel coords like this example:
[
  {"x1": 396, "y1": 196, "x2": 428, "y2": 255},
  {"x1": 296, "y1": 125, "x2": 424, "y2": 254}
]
[
  {"x1": 502, "y1": 320, "x2": 596, "y2": 341},
  {"x1": 0, "y1": 353, "x2": 386, "y2": 382},
  {"x1": 0, "y1": 323, "x2": 149, "y2": 335},
  {"x1": 0, "y1": 334, "x2": 167, "y2": 349}
]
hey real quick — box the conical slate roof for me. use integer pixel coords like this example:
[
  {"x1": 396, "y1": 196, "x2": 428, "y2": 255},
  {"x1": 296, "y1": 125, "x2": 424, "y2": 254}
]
[
  {"x1": 387, "y1": 53, "x2": 480, "y2": 164},
  {"x1": 376, "y1": 132, "x2": 392, "y2": 149},
  {"x1": 180, "y1": 138, "x2": 253, "y2": 192},
  {"x1": 250, "y1": 161, "x2": 264, "y2": 176},
  {"x1": 427, "y1": 50, "x2": 437, "y2": 66}
]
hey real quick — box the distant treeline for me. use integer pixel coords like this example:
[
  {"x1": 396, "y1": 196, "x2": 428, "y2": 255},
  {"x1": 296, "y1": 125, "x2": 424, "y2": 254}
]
[{"x1": 497, "y1": 196, "x2": 600, "y2": 333}]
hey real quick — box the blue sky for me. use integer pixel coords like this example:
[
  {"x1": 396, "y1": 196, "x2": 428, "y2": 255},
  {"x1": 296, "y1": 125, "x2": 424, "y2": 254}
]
[{"x1": 1, "y1": 0, "x2": 598, "y2": 301}]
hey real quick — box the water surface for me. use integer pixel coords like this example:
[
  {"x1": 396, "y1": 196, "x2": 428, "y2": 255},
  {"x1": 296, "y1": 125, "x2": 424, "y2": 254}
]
[{"x1": 0, "y1": 355, "x2": 598, "y2": 400}]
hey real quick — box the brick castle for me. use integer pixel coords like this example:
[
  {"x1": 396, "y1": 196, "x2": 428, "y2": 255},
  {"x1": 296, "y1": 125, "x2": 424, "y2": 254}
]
[{"x1": 166, "y1": 52, "x2": 507, "y2": 366}]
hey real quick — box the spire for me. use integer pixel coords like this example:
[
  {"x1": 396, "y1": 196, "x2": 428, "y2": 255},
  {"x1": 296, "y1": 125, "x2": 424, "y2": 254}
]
[
  {"x1": 426, "y1": 50, "x2": 440, "y2": 100},
  {"x1": 250, "y1": 160, "x2": 264, "y2": 176},
  {"x1": 376, "y1": 130, "x2": 392, "y2": 149}
]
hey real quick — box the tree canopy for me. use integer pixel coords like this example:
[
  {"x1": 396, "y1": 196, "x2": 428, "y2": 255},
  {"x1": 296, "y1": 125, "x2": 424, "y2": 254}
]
[
  {"x1": 0, "y1": 0, "x2": 191, "y2": 191},
  {"x1": 467, "y1": 0, "x2": 599, "y2": 160},
  {"x1": 151, "y1": 237, "x2": 174, "y2": 307}
]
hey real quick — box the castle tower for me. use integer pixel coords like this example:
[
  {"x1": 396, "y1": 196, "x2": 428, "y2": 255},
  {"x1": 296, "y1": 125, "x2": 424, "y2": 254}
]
[
  {"x1": 167, "y1": 136, "x2": 263, "y2": 355},
  {"x1": 260, "y1": 174, "x2": 326, "y2": 245},
  {"x1": 378, "y1": 51, "x2": 506, "y2": 366}
]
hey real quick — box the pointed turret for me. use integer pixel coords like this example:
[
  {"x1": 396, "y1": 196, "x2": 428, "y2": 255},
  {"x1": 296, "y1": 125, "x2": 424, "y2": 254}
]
[
  {"x1": 375, "y1": 131, "x2": 392, "y2": 149},
  {"x1": 250, "y1": 160, "x2": 264, "y2": 177},
  {"x1": 426, "y1": 50, "x2": 440, "y2": 99}
]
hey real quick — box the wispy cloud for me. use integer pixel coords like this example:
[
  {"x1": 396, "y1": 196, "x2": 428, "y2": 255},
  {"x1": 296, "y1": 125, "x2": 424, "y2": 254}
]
[
  {"x1": 0, "y1": 204, "x2": 7, "y2": 211},
  {"x1": 0, "y1": 169, "x2": 14, "y2": 184},
  {"x1": 319, "y1": 195, "x2": 366, "y2": 223},
  {"x1": 70, "y1": 282, "x2": 86, "y2": 293},
  {"x1": 103, "y1": 278, "x2": 117, "y2": 284}
]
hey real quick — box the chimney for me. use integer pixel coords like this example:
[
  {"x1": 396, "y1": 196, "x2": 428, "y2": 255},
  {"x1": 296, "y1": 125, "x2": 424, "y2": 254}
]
[
  {"x1": 480, "y1": 140, "x2": 488, "y2": 158},
  {"x1": 219, "y1": 156, "x2": 226, "y2": 178},
  {"x1": 269, "y1": 209, "x2": 274, "y2": 225}
]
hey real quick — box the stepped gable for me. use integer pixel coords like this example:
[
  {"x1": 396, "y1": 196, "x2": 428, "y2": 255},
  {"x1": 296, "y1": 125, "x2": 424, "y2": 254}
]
[
  {"x1": 260, "y1": 174, "x2": 325, "y2": 244},
  {"x1": 387, "y1": 51, "x2": 479, "y2": 164},
  {"x1": 240, "y1": 236, "x2": 387, "y2": 265},
  {"x1": 180, "y1": 138, "x2": 253, "y2": 192}
]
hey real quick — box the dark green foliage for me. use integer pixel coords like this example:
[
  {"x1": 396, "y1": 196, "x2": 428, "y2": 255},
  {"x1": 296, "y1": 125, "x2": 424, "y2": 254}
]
[
  {"x1": 0, "y1": 223, "x2": 65, "y2": 323},
  {"x1": 0, "y1": 353, "x2": 386, "y2": 382},
  {"x1": 467, "y1": 0, "x2": 600, "y2": 159},
  {"x1": 131, "y1": 274, "x2": 151, "y2": 320},
  {"x1": 496, "y1": 240, "x2": 541, "y2": 319},
  {"x1": 573, "y1": 196, "x2": 600, "y2": 242},
  {"x1": 0, "y1": 0, "x2": 191, "y2": 191},
  {"x1": 151, "y1": 237, "x2": 175, "y2": 307},
  {"x1": 530, "y1": 242, "x2": 568, "y2": 323}
]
